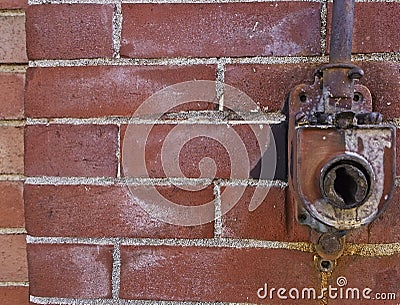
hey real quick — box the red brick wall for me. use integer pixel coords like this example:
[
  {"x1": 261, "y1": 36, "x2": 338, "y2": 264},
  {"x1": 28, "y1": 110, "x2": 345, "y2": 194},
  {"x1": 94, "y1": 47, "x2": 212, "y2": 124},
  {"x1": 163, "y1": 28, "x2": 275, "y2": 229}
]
[
  {"x1": 20, "y1": 1, "x2": 400, "y2": 305},
  {"x1": 0, "y1": 1, "x2": 29, "y2": 304}
]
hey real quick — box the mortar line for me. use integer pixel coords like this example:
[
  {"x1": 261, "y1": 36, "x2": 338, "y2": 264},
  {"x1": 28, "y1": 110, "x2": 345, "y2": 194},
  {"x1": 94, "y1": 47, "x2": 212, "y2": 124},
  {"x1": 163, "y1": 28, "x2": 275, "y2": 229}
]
[
  {"x1": 0, "y1": 228, "x2": 27, "y2": 235},
  {"x1": 28, "y1": 56, "x2": 327, "y2": 68},
  {"x1": 28, "y1": 52, "x2": 400, "y2": 68},
  {"x1": 27, "y1": 236, "x2": 314, "y2": 251},
  {"x1": 0, "y1": 174, "x2": 26, "y2": 181},
  {"x1": 24, "y1": 176, "x2": 287, "y2": 186},
  {"x1": 216, "y1": 59, "x2": 225, "y2": 111},
  {"x1": 117, "y1": 124, "x2": 122, "y2": 178},
  {"x1": 25, "y1": 115, "x2": 286, "y2": 126},
  {"x1": 0, "y1": 9, "x2": 25, "y2": 16},
  {"x1": 213, "y1": 184, "x2": 223, "y2": 238},
  {"x1": 0, "y1": 281, "x2": 29, "y2": 287},
  {"x1": 112, "y1": 1, "x2": 122, "y2": 58},
  {"x1": 320, "y1": 0, "x2": 328, "y2": 56},
  {"x1": 111, "y1": 239, "x2": 121, "y2": 300},
  {"x1": 0, "y1": 64, "x2": 28, "y2": 73},
  {"x1": 0, "y1": 120, "x2": 26, "y2": 127}
]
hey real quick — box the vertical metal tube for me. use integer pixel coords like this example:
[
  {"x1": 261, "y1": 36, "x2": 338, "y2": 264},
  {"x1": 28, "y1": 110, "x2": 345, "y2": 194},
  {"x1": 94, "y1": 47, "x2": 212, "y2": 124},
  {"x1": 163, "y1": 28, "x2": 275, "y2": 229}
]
[{"x1": 329, "y1": 0, "x2": 355, "y2": 63}]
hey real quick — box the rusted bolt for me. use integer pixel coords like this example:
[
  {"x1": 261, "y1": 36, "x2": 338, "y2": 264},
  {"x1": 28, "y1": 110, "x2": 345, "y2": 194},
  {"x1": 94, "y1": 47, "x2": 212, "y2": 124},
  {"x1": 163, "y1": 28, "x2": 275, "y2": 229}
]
[
  {"x1": 316, "y1": 233, "x2": 345, "y2": 261},
  {"x1": 348, "y1": 67, "x2": 364, "y2": 80},
  {"x1": 321, "y1": 160, "x2": 371, "y2": 209}
]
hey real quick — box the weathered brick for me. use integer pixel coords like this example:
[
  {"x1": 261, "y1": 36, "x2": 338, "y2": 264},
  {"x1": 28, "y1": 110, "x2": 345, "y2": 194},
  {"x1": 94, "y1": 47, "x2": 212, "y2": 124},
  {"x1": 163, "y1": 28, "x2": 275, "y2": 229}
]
[
  {"x1": 25, "y1": 125, "x2": 118, "y2": 177},
  {"x1": 221, "y1": 186, "x2": 287, "y2": 240},
  {"x1": 327, "y1": 3, "x2": 400, "y2": 54},
  {"x1": 330, "y1": 254, "x2": 400, "y2": 305},
  {"x1": 0, "y1": 16, "x2": 27, "y2": 63},
  {"x1": 355, "y1": 2, "x2": 400, "y2": 50},
  {"x1": 0, "y1": 0, "x2": 27, "y2": 9},
  {"x1": 0, "y1": 182, "x2": 24, "y2": 228},
  {"x1": 368, "y1": 187, "x2": 400, "y2": 243},
  {"x1": 0, "y1": 234, "x2": 28, "y2": 281},
  {"x1": 0, "y1": 73, "x2": 24, "y2": 119},
  {"x1": 356, "y1": 62, "x2": 400, "y2": 120},
  {"x1": 0, "y1": 126, "x2": 24, "y2": 174},
  {"x1": 121, "y1": 123, "x2": 268, "y2": 179},
  {"x1": 121, "y1": 3, "x2": 321, "y2": 58},
  {"x1": 26, "y1": 4, "x2": 114, "y2": 60},
  {"x1": 28, "y1": 244, "x2": 113, "y2": 298},
  {"x1": 396, "y1": 132, "x2": 400, "y2": 177},
  {"x1": 0, "y1": 286, "x2": 29, "y2": 305},
  {"x1": 120, "y1": 246, "x2": 319, "y2": 304},
  {"x1": 25, "y1": 65, "x2": 216, "y2": 118},
  {"x1": 225, "y1": 63, "x2": 317, "y2": 112},
  {"x1": 25, "y1": 184, "x2": 214, "y2": 238}
]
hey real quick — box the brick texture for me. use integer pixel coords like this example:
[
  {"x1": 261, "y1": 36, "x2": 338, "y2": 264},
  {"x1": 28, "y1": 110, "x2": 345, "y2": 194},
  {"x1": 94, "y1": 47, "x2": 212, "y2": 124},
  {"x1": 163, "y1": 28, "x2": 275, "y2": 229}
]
[
  {"x1": 28, "y1": 244, "x2": 113, "y2": 298},
  {"x1": 120, "y1": 246, "x2": 319, "y2": 304},
  {"x1": 25, "y1": 184, "x2": 214, "y2": 238},
  {"x1": 368, "y1": 187, "x2": 400, "y2": 243},
  {"x1": 0, "y1": 16, "x2": 27, "y2": 63},
  {"x1": 0, "y1": 234, "x2": 28, "y2": 281},
  {"x1": 0, "y1": 73, "x2": 25, "y2": 119},
  {"x1": 221, "y1": 186, "x2": 310, "y2": 241},
  {"x1": 330, "y1": 254, "x2": 400, "y2": 305},
  {"x1": 26, "y1": 4, "x2": 114, "y2": 60},
  {"x1": 0, "y1": 286, "x2": 29, "y2": 305},
  {"x1": 25, "y1": 125, "x2": 118, "y2": 177},
  {"x1": 25, "y1": 65, "x2": 216, "y2": 118},
  {"x1": 0, "y1": 0, "x2": 27, "y2": 9},
  {"x1": 358, "y1": 62, "x2": 400, "y2": 120},
  {"x1": 0, "y1": 126, "x2": 24, "y2": 174},
  {"x1": 0, "y1": 182, "x2": 24, "y2": 228},
  {"x1": 225, "y1": 63, "x2": 317, "y2": 112},
  {"x1": 327, "y1": 3, "x2": 400, "y2": 54},
  {"x1": 121, "y1": 3, "x2": 321, "y2": 58},
  {"x1": 121, "y1": 124, "x2": 265, "y2": 179}
]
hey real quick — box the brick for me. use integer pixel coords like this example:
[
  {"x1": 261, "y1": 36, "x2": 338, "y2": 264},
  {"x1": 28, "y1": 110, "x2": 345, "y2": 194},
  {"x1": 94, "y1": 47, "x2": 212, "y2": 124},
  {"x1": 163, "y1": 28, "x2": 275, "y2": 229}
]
[
  {"x1": 0, "y1": 16, "x2": 27, "y2": 63},
  {"x1": 0, "y1": 0, "x2": 27, "y2": 9},
  {"x1": 25, "y1": 65, "x2": 216, "y2": 118},
  {"x1": 397, "y1": 132, "x2": 400, "y2": 177},
  {"x1": 327, "y1": 3, "x2": 400, "y2": 54},
  {"x1": 0, "y1": 234, "x2": 27, "y2": 281},
  {"x1": 330, "y1": 254, "x2": 400, "y2": 305},
  {"x1": 221, "y1": 186, "x2": 285, "y2": 240},
  {"x1": 225, "y1": 63, "x2": 317, "y2": 112},
  {"x1": 0, "y1": 286, "x2": 29, "y2": 305},
  {"x1": 0, "y1": 182, "x2": 24, "y2": 228},
  {"x1": 356, "y1": 62, "x2": 400, "y2": 120},
  {"x1": 25, "y1": 125, "x2": 118, "y2": 177},
  {"x1": 0, "y1": 126, "x2": 24, "y2": 174},
  {"x1": 368, "y1": 187, "x2": 400, "y2": 243},
  {"x1": 120, "y1": 246, "x2": 319, "y2": 304},
  {"x1": 25, "y1": 184, "x2": 214, "y2": 238},
  {"x1": 121, "y1": 3, "x2": 321, "y2": 58},
  {"x1": 0, "y1": 73, "x2": 24, "y2": 119},
  {"x1": 121, "y1": 123, "x2": 267, "y2": 179},
  {"x1": 28, "y1": 244, "x2": 113, "y2": 298},
  {"x1": 26, "y1": 4, "x2": 114, "y2": 60}
]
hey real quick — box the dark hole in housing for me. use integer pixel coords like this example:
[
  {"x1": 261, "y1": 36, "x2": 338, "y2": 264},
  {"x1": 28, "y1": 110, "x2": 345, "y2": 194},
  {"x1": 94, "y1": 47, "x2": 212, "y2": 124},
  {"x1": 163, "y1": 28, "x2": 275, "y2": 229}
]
[
  {"x1": 320, "y1": 260, "x2": 332, "y2": 271},
  {"x1": 299, "y1": 94, "x2": 307, "y2": 103},
  {"x1": 334, "y1": 167, "x2": 357, "y2": 206}
]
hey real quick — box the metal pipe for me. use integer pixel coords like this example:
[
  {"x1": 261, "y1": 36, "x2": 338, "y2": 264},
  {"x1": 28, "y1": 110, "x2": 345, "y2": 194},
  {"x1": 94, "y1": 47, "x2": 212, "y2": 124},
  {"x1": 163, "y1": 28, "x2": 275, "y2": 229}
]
[{"x1": 329, "y1": 0, "x2": 355, "y2": 63}]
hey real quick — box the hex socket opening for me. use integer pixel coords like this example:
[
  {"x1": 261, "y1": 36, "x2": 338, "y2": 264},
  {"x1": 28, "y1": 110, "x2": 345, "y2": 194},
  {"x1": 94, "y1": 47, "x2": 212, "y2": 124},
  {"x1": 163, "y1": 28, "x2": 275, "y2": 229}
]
[{"x1": 320, "y1": 155, "x2": 373, "y2": 209}]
